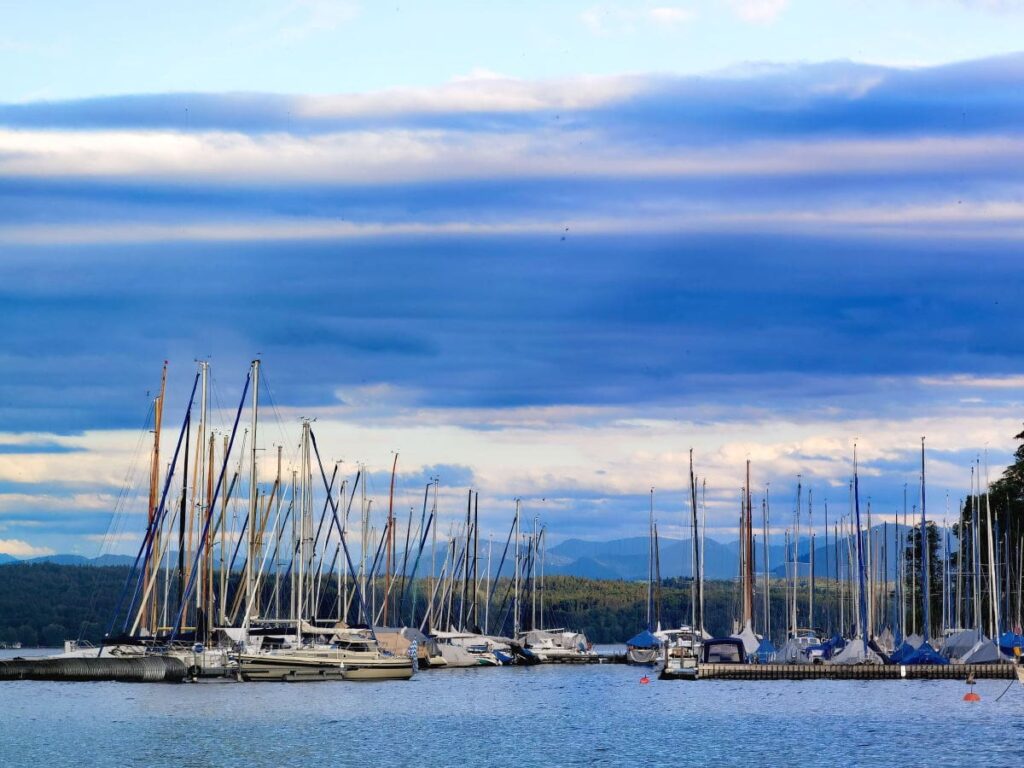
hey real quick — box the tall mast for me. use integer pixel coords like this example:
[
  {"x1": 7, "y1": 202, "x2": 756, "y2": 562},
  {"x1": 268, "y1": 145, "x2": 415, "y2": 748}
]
[
  {"x1": 196, "y1": 361, "x2": 209, "y2": 633},
  {"x1": 984, "y1": 451, "x2": 999, "y2": 638},
  {"x1": 792, "y1": 476, "x2": 801, "y2": 637},
  {"x1": 689, "y1": 450, "x2": 702, "y2": 633},
  {"x1": 384, "y1": 452, "x2": 398, "y2": 626},
  {"x1": 808, "y1": 489, "x2": 814, "y2": 632},
  {"x1": 744, "y1": 461, "x2": 753, "y2": 628},
  {"x1": 762, "y1": 488, "x2": 770, "y2": 641},
  {"x1": 177, "y1": 404, "x2": 190, "y2": 626},
  {"x1": 243, "y1": 358, "x2": 259, "y2": 637},
  {"x1": 144, "y1": 361, "x2": 168, "y2": 634},
  {"x1": 853, "y1": 445, "x2": 869, "y2": 640},
  {"x1": 921, "y1": 437, "x2": 931, "y2": 643},
  {"x1": 513, "y1": 498, "x2": 521, "y2": 637},
  {"x1": 648, "y1": 488, "x2": 654, "y2": 629}
]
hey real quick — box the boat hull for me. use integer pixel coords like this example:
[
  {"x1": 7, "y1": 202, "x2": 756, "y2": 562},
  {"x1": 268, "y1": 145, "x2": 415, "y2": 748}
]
[{"x1": 237, "y1": 654, "x2": 345, "y2": 682}]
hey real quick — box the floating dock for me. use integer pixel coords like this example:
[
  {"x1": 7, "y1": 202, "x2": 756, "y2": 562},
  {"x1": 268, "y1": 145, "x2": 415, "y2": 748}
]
[
  {"x1": 0, "y1": 656, "x2": 188, "y2": 683},
  {"x1": 696, "y1": 662, "x2": 1014, "y2": 681}
]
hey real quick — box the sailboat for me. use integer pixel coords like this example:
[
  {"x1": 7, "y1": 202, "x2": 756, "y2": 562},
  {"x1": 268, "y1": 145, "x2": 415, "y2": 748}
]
[{"x1": 627, "y1": 490, "x2": 663, "y2": 665}]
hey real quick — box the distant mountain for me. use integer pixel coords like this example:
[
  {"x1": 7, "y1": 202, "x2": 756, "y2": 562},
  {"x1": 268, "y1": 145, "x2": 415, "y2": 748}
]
[
  {"x1": 0, "y1": 553, "x2": 16, "y2": 565},
  {"x1": 547, "y1": 536, "x2": 742, "y2": 580}
]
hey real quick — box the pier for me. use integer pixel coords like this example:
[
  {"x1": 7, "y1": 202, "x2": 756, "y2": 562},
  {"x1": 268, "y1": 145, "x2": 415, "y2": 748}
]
[{"x1": 696, "y1": 663, "x2": 1014, "y2": 681}]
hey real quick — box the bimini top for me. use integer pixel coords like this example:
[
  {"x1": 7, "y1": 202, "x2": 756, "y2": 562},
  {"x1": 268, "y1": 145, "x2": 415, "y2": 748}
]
[
  {"x1": 625, "y1": 630, "x2": 661, "y2": 649},
  {"x1": 701, "y1": 637, "x2": 746, "y2": 664}
]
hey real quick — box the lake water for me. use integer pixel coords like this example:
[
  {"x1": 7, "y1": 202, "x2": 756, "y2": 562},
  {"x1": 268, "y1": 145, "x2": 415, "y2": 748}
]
[{"x1": 2, "y1": 647, "x2": 1023, "y2": 767}]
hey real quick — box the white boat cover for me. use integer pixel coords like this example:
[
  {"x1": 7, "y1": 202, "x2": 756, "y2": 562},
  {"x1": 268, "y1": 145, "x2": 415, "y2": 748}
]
[
  {"x1": 776, "y1": 638, "x2": 812, "y2": 664},
  {"x1": 829, "y1": 636, "x2": 883, "y2": 665},
  {"x1": 730, "y1": 622, "x2": 761, "y2": 657},
  {"x1": 876, "y1": 627, "x2": 896, "y2": 653}
]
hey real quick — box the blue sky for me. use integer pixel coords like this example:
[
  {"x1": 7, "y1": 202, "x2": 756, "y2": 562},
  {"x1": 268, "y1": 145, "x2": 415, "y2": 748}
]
[{"x1": 1, "y1": 0, "x2": 1024, "y2": 556}]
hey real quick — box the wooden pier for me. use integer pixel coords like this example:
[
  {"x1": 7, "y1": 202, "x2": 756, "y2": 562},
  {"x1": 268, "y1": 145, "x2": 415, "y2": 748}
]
[{"x1": 696, "y1": 662, "x2": 1014, "y2": 681}]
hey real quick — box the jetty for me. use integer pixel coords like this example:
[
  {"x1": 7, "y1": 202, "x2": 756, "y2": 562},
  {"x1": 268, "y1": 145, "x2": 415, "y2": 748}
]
[{"x1": 695, "y1": 662, "x2": 1013, "y2": 681}]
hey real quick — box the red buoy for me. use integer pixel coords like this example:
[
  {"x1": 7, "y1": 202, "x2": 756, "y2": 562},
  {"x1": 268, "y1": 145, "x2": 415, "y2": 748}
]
[
  {"x1": 963, "y1": 692, "x2": 981, "y2": 702},
  {"x1": 640, "y1": 675, "x2": 650, "y2": 684}
]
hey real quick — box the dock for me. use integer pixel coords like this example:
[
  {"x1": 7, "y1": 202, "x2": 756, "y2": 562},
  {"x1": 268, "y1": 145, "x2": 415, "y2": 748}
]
[{"x1": 696, "y1": 662, "x2": 1014, "y2": 680}]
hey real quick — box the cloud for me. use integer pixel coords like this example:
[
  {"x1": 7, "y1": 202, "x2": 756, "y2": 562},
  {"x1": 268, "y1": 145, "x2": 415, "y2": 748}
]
[
  {"x1": 725, "y1": 0, "x2": 789, "y2": 23},
  {"x1": 1, "y1": 53, "x2": 1024, "y2": 551},
  {"x1": 954, "y1": 0, "x2": 1024, "y2": 10},
  {"x1": 648, "y1": 6, "x2": 697, "y2": 25},
  {"x1": 919, "y1": 374, "x2": 1024, "y2": 389},
  {"x1": 0, "y1": 538, "x2": 55, "y2": 557},
  {"x1": 581, "y1": 4, "x2": 696, "y2": 34}
]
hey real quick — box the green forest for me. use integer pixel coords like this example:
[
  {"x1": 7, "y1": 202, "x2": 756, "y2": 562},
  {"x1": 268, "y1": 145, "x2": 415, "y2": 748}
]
[{"x1": 0, "y1": 563, "x2": 848, "y2": 646}]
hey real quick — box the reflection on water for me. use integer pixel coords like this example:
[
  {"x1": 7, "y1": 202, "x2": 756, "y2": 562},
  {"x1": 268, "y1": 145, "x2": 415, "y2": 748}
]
[{"x1": 2, "y1": 659, "x2": 1023, "y2": 767}]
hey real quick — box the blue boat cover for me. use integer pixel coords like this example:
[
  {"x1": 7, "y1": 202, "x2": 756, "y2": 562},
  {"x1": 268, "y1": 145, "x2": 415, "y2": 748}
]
[
  {"x1": 998, "y1": 631, "x2": 1024, "y2": 655},
  {"x1": 902, "y1": 643, "x2": 949, "y2": 666},
  {"x1": 889, "y1": 641, "x2": 915, "y2": 664},
  {"x1": 626, "y1": 630, "x2": 661, "y2": 649},
  {"x1": 755, "y1": 637, "x2": 777, "y2": 663}
]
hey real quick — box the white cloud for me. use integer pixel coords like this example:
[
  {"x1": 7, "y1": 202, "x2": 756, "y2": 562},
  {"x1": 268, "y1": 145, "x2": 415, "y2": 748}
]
[
  {"x1": 5, "y1": 197, "x2": 1024, "y2": 246},
  {"x1": 581, "y1": 4, "x2": 695, "y2": 34},
  {"x1": 726, "y1": 0, "x2": 789, "y2": 23},
  {"x1": 298, "y1": 73, "x2": 643, "y2": 116},
  {"x1": 919, "y1": 374, "x2": 1024, "y2": 389},
  {"x1": 2, "y1": 125, "x2": 1022, "y2": 189},
  {"x1": 0, "y1": 538, "x2": 55, "y2": 557},
  {"x1": 648, "y1": 6, "x2": 697, "y2": 24}
]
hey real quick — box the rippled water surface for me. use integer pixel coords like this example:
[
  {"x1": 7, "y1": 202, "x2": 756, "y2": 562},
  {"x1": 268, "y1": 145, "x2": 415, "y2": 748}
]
[{"x1": 3, "y1": 648, "x2": 1024, "y2": 767}]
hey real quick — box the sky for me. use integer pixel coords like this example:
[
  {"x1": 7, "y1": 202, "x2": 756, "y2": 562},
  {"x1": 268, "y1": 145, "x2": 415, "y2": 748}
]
[{"x1": 1, "y1": 0, "x2": 1024, "y2": 557}]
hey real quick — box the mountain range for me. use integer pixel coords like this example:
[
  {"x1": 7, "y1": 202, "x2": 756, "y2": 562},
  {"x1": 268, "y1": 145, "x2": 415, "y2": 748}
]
[{"x1": 0, "y1": 524, "x2": 914, "y2": 579}]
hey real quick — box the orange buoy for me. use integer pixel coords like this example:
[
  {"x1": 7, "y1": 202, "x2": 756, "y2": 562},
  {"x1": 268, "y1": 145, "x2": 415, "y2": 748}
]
[
  {"x1": 640, "y1": 675, "x2": 650, "y2": 684},
  {"x1": 963, "y1": 691, "x2": 981, "y2": 702}
]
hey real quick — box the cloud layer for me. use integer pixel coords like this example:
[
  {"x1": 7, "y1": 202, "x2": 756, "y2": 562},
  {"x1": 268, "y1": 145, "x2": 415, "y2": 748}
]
[{"x1": 1, "y1": 54, "x2": 1023, "y2": 553}]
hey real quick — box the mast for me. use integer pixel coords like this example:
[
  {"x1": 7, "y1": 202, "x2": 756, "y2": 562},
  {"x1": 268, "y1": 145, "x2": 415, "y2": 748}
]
[
  {"x1": 144, "y1": 362, "x2": 168, "y2": 634},
  {"x1": 792, "y1": 476, "x2": 801, "y2": 637},
  {"x1": 853, "y1": 445, "x2": 869, "y2": 641},
  {"x1": 513, "y1": 498, "x2": 521, "y2": 637},
  {"x1": 921, "y1": 437, "x2": 931, "y2": 643},
  {"x1": 383, "y1": 452, "x2": 398, "y2": 626},
  {"x1": 689, "y1": 450, "x2": 702, "y2": 633},
  {"x1": 762, "y1": 487, "x2": 770, "y2": 642},
  {"x1": 743, "y1": 461, "x2": 753, "y2": 629},
  {"x1": 648, "y1": 488, "x2": 654, "y2": 629},
  {"x1": 177, "y1": 405, "x2": 190, "y2": 625},
  {"x1": 984, "y1": 451, "x2": 999, "y2": 638},
  {"x1": 243, "y1": 359, "x2": 259, "y2": 637},
  {"x1": 808, "y1": 489, "x2": 814, "y2": 632}
]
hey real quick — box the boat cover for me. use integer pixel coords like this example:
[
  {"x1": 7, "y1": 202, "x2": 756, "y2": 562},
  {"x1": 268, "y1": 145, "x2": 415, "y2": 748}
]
[
  {"x1": 998, "y1": 631, "x2": 1024, "y2": 655},
  {"x1": 776, "y1": 638, "x2": 811, "y2": 664},
  {"x1": 626, "y1": 630, "x2": 661, "y2": 649},
  {"x1": 829, "y1": 636, "x2": 883, "y2": 665},
  {"x1": 961, "y1": 637, "x2": 1004, "y2": 664},
  {"x1": 940, "y1": 628, "x2": 984, "y2": 660},
  {"x1": 731, "y1": 622, "x2": 761, "y2": 656},
  {"x1": 755, "y1": 637, "x2": 777, "y2": 663},
  {"x1": 902, "y1": 642, "x2": 949, "y2": 666}
]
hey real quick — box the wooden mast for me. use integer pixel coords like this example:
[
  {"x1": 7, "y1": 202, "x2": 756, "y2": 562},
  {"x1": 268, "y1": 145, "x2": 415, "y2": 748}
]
[{"x1": 144, "y1": 361, "x2": 168, "y2": 634}]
